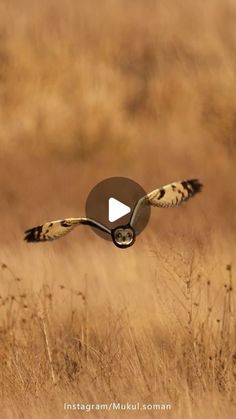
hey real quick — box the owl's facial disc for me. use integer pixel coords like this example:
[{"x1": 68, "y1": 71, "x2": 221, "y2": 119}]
[{"x1": 111, "y1": 226, "x2": 135, "y2": 249}]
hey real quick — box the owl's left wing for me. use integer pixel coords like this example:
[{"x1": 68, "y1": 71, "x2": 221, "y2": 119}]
[
  {"x1": 24, "y1": 217, "x2": 111, "y2": 242},
  {"x1": 130, "y1": 179, "x2": 202, "y2": 227}
]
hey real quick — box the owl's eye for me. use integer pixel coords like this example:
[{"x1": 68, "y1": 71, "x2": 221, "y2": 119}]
[{"x1": 117, "y1": 232, "x2": 122, "y2": 239}]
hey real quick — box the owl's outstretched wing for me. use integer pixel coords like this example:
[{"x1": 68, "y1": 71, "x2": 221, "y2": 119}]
[
  {"x1": 24, "y1": 217, "x2": 111, "y2": 242},
  {"x1": 130, "y1": 179, "x2": 203, "y2": 227}
]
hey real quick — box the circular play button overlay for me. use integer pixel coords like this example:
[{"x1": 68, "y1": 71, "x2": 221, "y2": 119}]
[{"x1": 85, "y1": 177, "x2": 151, "y2": 240}]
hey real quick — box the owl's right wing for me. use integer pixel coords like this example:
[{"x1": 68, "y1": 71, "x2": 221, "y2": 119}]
[
  {"x1": 24, "y1": 217, "x2": 111, "y2": 242},
  {"x1": 130, "y1": 179, "x2": 203, "y2": 227}
]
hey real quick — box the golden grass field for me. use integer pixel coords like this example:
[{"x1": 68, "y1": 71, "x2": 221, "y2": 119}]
[{"x1": 0, "y1": 0, "x2": 236, "y2": 417}]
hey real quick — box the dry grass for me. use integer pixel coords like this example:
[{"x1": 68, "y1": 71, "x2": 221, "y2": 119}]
[
  {"x1": 0, "y1": 240, "x2": 236, "y2": 418},
  {"x1": 0, "y1": 0, "x2": 236, "y2": 418}
]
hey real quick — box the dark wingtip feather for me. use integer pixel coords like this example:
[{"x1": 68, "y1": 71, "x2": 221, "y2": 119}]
[
  {"x1": 24, "y1": 226, "x2": 41, "y2": 242},
  {"x1": 24, "y1": 228, "x2": 36, "y2": 242},
  {"x1": 188, "y1": 179, "x2": 203, "y2": 194}
]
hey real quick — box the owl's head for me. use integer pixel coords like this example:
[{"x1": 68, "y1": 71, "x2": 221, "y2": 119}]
[{"x1": 111, "y1": 225, "x2": 136, "y2": 249}]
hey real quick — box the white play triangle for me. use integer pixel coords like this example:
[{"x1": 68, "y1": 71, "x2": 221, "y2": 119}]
[{"x1": 108, "y1": 197, "x2": 131, "y2": 222}]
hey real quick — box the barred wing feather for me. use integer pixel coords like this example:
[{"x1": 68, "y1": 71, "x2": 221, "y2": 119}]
[
  {"x1": 24, "y1": 218, "x2": 82, "y2": 242},
  {"x1": 146, "y1": 179, "x2": 202, "y2": 208},
  {"x1": 130, "y1": 179, "x2": 202, "y2": 227}
]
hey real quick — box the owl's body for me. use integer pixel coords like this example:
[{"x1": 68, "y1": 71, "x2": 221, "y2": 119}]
[{"x1": 24, "y1": 179, "x2": 202, "y2": 248}]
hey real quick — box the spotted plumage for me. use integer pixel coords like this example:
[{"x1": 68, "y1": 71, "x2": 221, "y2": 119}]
[
  {"x1": 24, "y1": 218, "x2": 110, "y2": 242},
  {"x1": 146, "y1": 179, "x2": 202, "y2": 208},
  {"x1": 24, "y1": 179, "x2": 202, "y2": 248}
]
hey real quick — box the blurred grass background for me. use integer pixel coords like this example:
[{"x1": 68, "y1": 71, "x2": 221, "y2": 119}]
[
  {"x1": 0, "y1": 1, "x2": 236, "y2": 418},
  {"x1": 0, "y1": 0, "x2": 236, "y2": 242},
  {"x1": 1, "y1": 0, "x2": 236, "y2": 158}
]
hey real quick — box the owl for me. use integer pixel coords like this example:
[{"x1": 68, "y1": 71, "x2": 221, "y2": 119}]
[{"x1": 24, "y1": 179, "x2": 202, "y2": 248}]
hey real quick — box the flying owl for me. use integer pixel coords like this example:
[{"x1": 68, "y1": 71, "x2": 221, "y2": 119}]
[{"x1": 24, "y1": 179, "x2": 202, "y2": 248}]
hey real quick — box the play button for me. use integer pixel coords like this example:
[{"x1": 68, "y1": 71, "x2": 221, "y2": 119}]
[
  {"x1": 85, "y1": 177, "x2": 150, "y2": 241},
  {"x1": 108, "y1": 198, "x2": 131, "y2": 222}
]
